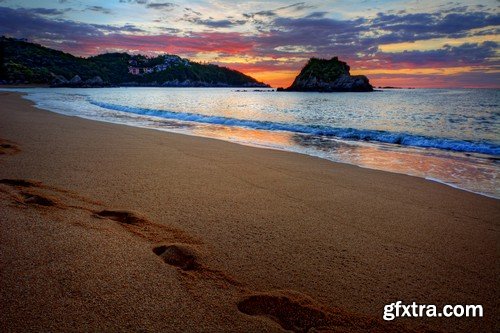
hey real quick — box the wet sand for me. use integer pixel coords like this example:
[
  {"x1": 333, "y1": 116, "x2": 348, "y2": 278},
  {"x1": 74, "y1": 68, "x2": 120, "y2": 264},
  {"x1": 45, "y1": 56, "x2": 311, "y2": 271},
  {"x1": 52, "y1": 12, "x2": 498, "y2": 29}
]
[{"x1": 0, "y1": 91, "x2": 498, "y2": 332}]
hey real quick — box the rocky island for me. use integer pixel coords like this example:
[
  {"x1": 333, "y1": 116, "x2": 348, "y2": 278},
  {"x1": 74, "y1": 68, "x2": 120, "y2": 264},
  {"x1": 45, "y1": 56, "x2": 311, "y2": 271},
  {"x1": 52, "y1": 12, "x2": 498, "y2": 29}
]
[{"x1": 279, "y1": 57, "x2": 373, "y2": 92}]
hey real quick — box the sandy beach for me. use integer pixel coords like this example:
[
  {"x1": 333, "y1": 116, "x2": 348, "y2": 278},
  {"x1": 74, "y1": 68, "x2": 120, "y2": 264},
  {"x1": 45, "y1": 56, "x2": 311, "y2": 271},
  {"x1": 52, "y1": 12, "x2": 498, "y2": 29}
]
[{"x1": 0, "y1": 91, "x2": 498, "y2": 332}]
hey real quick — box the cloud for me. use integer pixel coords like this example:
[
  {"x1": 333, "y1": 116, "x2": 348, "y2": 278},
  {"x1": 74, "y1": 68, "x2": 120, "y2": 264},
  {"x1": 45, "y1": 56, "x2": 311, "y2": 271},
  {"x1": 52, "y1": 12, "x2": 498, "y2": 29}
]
[
  {"x1": 369, "y1": 10, "x2": 500, "y2": 43},
  {"x1": 275, "y1": 2, "x2": 314, "y2": 12},
  {"x1": 244, "y1": 2, "x2": 315, "y2": 20},
  {"x1": 146, "y1": 2, "x2": 176, "y2": 10},
  {"x1": 368, "y1": 71, "x2": 500, "y2": 88},
  {"x1": 183, "y1": 17, "x2": 246, "y2": 28},
  {"x1": 18, "y1": 7, "x2": 67, "y2": 16},
  {"x1": 0, "y1": 5, "x2": 252, "y2": 57},
  {"x1": 256, "y1": 16, "x2": 367, "y2": 59},
  {"x1": 58, "y1": 32, "x2": 255, "y2": 57},
  {"x1": 380, "y1": 42, "x2": 499, "y2": 67},
  {"x1": 181, "y1": 8, "x2": 245, "y2": 28},
  {"x1": 0, "y1": 6, "x2": 143, "y2": 41},
  {"x1": 119, "y1": 0, "x2": 148, "y2": 4},
  {"x1": 184, "y1": 7, "x2": 201, "y2": 16},
  {"x1": 87, "y1": 6, "x2": 112, "y2": 15},
  {"x1": 118, "y1": 0, "x2": 176, "y2": 10},
  {"x1": 305, "y1": 12, "x2": 328, "y2": 19}
]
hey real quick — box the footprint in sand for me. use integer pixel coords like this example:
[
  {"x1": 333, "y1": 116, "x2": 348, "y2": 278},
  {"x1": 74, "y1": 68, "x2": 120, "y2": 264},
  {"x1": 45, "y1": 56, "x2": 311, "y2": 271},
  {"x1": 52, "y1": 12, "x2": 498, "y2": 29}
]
[
  {"x1": 0, "y1": 139, "x2": 20, "y2": 156},
  {"x1": 94, "y1": 209, "x2": 244, "y2": 286},
  {"x1": 93, "y1": 209, "x2": 200, "y2": 245},
  {"x1": 95, "y1": 209, "x2": 201, "y2": 271},
  {"x1": 2, "y1": 178, "x2": 238, "y2": 287},
  {"x1": 0, "y1": 178, "x2": 104, "y2": 211},
  {"x1": 152, "y1": 244, "x2": 200, "y2": 271},
  {"x1": 237, "y1": 293, "x2": 333, "y2": 333},
  {"x1": 1, "y1": 178, "x2": 62, "y2": 208},
  {"x1": 0, "y1": 179, "x2": 38, "y2": 187},
  {"x1": 1, "y1": 178, "x2": 423, "y2": 332},
  {"x1": 20, "y1": 192, "x2": 57, "y2": 207},
  {"x1": 94, "y1": 209, "x2": 146, "y2": 225},
  {"x1": 237, "y1": 292, "x2": 417, "y2": 333}
]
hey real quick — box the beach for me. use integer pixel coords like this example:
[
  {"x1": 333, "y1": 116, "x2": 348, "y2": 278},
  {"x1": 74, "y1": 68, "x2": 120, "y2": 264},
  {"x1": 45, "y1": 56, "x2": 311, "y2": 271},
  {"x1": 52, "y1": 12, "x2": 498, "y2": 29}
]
[{"x1": 0, "y1": 91, "x2": 498, "y2": 332}]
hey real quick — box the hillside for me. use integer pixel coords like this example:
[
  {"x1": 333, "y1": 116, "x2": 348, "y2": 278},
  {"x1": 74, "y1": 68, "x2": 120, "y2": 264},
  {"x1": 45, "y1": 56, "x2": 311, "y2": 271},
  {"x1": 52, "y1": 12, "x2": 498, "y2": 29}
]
[
  {"x1": 280, "y1": 57, "x2": 373, "y2": 92},
  {"x1": 0, "y1": 36, "x2": 268, "y2": 87}
]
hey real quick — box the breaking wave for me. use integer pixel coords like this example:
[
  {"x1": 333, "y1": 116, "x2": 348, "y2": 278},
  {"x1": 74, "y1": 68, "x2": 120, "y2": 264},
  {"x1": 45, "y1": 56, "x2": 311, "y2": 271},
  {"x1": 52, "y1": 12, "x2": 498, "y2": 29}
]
[{"x1": 90, "y1": 100, "x2": 500, "y2": 156}]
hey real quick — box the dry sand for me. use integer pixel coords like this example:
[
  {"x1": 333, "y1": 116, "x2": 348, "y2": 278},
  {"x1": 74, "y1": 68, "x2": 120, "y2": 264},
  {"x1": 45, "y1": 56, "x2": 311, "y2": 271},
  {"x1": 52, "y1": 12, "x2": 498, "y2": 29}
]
[{"x1": 0, "y1": 91, "x2": 498, "y2": 332}]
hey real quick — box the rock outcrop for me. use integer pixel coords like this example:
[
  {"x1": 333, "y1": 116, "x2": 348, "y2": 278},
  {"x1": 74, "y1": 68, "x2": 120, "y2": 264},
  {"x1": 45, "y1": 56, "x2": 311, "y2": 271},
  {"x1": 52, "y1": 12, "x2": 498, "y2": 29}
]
[
  {"x1": 85, "y1": 76, "x2": 104, "y2": 87},
  {"x1": 51, "y1": 74, "x2": 69, "y2": 86},
  {"x1": 281, "y1": 57, "x2": 373, "y2": 92},
  {"x1": 51, "y1": 75, "x2": 106, "y2": 87},
  {"x1": 69, "y1": 75, "x2": 82, "y2": 85}
]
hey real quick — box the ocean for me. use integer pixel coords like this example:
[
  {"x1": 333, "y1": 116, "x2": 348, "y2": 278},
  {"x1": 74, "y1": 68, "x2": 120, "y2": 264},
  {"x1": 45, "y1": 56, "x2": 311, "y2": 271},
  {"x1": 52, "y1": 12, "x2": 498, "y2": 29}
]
[{"x1": 4, "y1": 87, "x2": 499, "y2": 198}]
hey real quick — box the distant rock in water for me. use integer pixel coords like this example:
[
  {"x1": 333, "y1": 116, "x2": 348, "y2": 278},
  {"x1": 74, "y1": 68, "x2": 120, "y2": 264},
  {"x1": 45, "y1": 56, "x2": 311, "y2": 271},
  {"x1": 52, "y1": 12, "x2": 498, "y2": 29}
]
[{"x1": 282, "y1": 57, "x2": 373, "y2": 92}]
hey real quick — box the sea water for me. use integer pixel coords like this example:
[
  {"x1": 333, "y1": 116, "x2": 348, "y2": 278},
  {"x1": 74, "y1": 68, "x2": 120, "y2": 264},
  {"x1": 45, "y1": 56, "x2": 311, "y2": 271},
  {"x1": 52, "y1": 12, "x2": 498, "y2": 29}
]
[{"x1": 4, "y1": 87, "x2": 499, "y2": 198}]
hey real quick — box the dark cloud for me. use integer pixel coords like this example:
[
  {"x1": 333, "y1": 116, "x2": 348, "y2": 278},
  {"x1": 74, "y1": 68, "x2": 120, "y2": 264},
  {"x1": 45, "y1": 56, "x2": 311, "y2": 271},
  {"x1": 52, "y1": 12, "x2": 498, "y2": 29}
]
[
  {"x1": 181, "y1": 8, "x2": 245, "y2": 28},
  {"x1": 87, "y1": 6, "x2": 112, "y2": 15},
  {"x1": 255, "y1": 16, "x2": 367, "y2": 58},
  {"x1": 305, "y1": 12, "x2": 328, "y2": 19},
  {"x1": 161, "y1": 27, "x2": 181, "y2": 33},
  {"x1": 184, "y1": 17, "x2": 246, "y2": 28},
  {"x1": 244, "y1": 2, "x2": 314, "y2": 20},
  {"x1": 471, "y1": 26, "x2": 500, "y2": 36},
  {"x1": 184, "y1": 8, "x2": 202, "y2": 16},
  {"x1": 252, "y1": 8, "x2": 498, "y2": 60},
  {"x1": 245, "y1": 10, "x2": 276, "y2": 18},
  {"x1": 369, "y1": 10, "x2": 500, "y2": 42},
  {"x1": 240, "y1": 6, "x2": 499, "y2": 76},
  {"x1": 275, "y1": 2, "x2": 315, "y2": 12},
  {"x1": 119, "y1": 0, "x2": 148, "y2": 4},
  {"x1": 198, "y1": 19, "x2": 246, "y2": 28},
  {"x1": 0, "y1": 6, "x2": 143, "y2": 41},
  {"x1": 119, "y1": 0, "x2": 176, "y2": 10},
  {"x1": 146, "y1": 2, "x2": 177, "y2": 10},
  {"x1": 382, "y1": 42, "x2": 499, "y2": 66},
  {"x1": 368, "y1": 70, "x2": 500, "y2": 88},
  {"x1": 19, "y1": 7, "x2": 67, "y2": 16}
]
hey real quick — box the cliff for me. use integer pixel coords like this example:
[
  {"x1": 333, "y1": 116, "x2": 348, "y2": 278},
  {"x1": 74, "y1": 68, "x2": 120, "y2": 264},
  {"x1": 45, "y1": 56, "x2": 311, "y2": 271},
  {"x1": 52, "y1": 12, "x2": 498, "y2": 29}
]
[{"x1": 281, "y1": 57, "x2": 373, "y2": 92}]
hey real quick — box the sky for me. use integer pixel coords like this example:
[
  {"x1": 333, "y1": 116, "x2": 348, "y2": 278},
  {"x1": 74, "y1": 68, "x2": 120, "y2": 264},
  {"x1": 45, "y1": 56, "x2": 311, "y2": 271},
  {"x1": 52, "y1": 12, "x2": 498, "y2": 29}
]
[{"x1": 0, "y1": 0, "x2": 498, "y2": 88}]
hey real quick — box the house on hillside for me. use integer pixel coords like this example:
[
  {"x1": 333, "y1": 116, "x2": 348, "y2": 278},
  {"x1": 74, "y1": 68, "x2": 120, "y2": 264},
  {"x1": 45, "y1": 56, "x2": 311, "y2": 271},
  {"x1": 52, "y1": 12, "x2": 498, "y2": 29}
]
[{"x1": 128, "y1": 66, "x2": 141, "y2": 75}]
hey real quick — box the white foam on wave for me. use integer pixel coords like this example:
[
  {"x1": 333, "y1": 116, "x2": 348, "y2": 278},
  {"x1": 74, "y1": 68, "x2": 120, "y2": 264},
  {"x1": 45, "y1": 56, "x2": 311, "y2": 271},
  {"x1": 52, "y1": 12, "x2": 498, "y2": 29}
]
[{"x1": 90, "y1": 100, "x2": 500, "y2": 156}]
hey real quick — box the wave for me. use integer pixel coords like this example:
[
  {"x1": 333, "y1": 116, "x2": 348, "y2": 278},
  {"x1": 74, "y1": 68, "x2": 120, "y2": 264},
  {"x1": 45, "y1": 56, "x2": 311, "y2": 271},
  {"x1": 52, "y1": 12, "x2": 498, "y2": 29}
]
[{"x1": 89, "y1": 100, "x2": 500, "y2": 156}]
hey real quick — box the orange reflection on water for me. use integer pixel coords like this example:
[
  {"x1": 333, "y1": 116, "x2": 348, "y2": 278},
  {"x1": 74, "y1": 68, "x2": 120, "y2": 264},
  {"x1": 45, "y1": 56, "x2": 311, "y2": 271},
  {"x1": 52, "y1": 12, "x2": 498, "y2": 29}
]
[
  {"x1": 192, "y1": 125, "x2": 295, "y2": 148},
  {"x1": 341, "y1": 143, "x2": 497, "y2": 188}
]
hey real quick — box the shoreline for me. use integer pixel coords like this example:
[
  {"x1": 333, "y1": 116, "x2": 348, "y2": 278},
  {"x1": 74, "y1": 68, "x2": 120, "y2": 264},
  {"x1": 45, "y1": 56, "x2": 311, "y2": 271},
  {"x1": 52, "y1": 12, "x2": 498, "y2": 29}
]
[
  {"x1": 13, "y1": 87, "x2": 498, "y2": 199},
  {"x1": 0, "y1": 91, "x2": 498, "y2": 332}
]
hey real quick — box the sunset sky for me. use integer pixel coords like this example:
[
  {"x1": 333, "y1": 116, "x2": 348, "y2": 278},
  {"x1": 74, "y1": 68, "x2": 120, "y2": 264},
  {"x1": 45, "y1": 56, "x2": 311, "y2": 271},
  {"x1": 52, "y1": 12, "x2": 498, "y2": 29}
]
[{"x1": 0, "y1": 0, "x2": 498, "y2": 88}]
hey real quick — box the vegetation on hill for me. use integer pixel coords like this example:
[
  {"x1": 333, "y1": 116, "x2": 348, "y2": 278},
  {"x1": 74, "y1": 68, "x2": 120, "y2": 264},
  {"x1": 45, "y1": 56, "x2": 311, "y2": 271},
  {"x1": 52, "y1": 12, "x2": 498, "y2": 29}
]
[
  {"x1": 282, "y1": 57, "x2": 373, "y2": 92},
  {"x1": 297, "y1": 57, "x2": 351, "y2": 82},
  {"x1": 0, "y1": 36, "x2": 268, "y2": 87}
]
